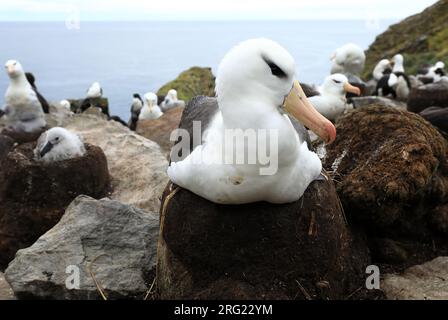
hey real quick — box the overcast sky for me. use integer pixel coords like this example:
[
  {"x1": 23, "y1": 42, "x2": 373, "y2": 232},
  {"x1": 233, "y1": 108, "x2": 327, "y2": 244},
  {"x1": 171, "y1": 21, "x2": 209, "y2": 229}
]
[{"x1": 0, "y1": 0, "x2": 439, "y2": 21}]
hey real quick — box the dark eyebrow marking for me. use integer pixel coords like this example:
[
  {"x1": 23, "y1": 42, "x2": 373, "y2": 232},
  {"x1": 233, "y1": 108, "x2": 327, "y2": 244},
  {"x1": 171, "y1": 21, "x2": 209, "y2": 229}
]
[{"x1": 262, "y1": 55, "x2": 287, "y2": 78}]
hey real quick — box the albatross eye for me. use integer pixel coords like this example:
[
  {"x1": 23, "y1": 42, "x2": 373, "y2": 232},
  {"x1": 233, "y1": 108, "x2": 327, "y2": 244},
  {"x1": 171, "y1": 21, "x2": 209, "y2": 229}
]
[
  {"x1": 333, "y1": 79, "x2": 342, "y2": 84},
  {"x1": 262, "y1": 56, "x2": 287, "y2": 78}
]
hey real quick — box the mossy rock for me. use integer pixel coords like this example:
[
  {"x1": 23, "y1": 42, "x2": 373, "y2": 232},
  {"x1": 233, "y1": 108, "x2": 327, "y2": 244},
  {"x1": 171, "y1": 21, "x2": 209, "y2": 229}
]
[
  {"x1": 157, "y1": 67, "x2": 215, "y2": 102},
  {"x1": 363, "y1": 0, "x2": 448, "y2": 79}
]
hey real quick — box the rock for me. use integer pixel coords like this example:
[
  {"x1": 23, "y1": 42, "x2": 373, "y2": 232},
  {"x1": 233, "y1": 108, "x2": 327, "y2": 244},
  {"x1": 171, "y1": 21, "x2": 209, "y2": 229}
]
[
  {"x1": 0, "y1": 143, "x2": 110, "y2": 269},
  {"x1": 45, "y1": 103, "x2": 74, "y2": 128},
  {"x1": 65, "y1": 113, "x2": 169, "y2": 212},
  {"x1": 350, "y1": 96, "x2": 407, "y2": 110},
  {"x1": 5, "y1": 196, "x2": 159, "y2": 300},
  {"x1": 323, "y1": 106, "x2": 448, "y2": 238},
  {"x1": 408, "y1": 81, "x2": 448, "y2": 113},
  {"x1": 420, "y1": 107, "x2": 448, "y2": 136},
  {"x1": 137, "y1": 107, "x2": 183, "y2": 156},
  {"x1": 157, "y1": 67, "x2": 215, "y2": 102},
  {"x1": 363, "y1": 0, "x2": 448, "y2": 78},
  {"x1": 157, "y1": 180, "x2": 371, "y2": 300},
  {"x1": 69, "y1": 97, "x2": 110, "y2": 117},
  {"x1": 0, "y1": 272, "x2": 14, "y2": 300},
  {"x1": 364, "y1": 80, "x2": 378, "y2": 96},
  {"x1": 383, "y1": 257, "x2": 448, "y2": 300}
]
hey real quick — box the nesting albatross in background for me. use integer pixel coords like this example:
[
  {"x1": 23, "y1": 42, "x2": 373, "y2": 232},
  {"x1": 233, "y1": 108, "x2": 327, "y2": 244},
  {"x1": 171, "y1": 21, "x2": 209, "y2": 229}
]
[
  {"x1": 308, "y1": 73, "x2": 361, "y2": 122},
  {"x1": 1, "y1": 60, "x2": 46, "y2": 133},
  {"x1": 160, "y1": 89, "x2": 186, "y2": 111},
  {"x1": 86, "y1": 82, "x2": 103, "y2": 99},
  {"x1": 34, "y1": 127, "x2": 86, "y2": 163},
  {"x1": 168, "y1": 38, "x2": 336, "y2": 204},
  {"x1": 330, "y1": 43, "x2": 366, "y2": 77},
  {"x1": 138, "y1": 92, "x2": 163, "y2": 120}
]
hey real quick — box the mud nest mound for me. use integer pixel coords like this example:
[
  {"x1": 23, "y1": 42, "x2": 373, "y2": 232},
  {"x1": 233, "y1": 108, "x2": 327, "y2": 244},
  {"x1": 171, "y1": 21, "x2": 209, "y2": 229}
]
[
  {"x1": 1, "y1": 128, "x2": 47, "y2": 145},
  {"x1": 157, "y1": 180, "x2": 371, "y2": 300},
  {"x1": 323, "y1": 105, "x2": 448, "y2": 239},
  {"x1": 0, "y1": 135, "x2": 14, "y2": 160},
  {"x1": 0, "y1": 143, "x2": 110, "y2": 269}
]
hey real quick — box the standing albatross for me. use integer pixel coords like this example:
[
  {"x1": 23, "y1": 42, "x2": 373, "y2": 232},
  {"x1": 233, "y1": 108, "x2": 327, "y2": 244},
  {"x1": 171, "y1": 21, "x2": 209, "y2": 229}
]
[
  {"x1": 2, "y1": 60, "x2": 46, "y2": 133},
  {"x1": 168, "y1": 38, "x2": 336, "y2": 204}
]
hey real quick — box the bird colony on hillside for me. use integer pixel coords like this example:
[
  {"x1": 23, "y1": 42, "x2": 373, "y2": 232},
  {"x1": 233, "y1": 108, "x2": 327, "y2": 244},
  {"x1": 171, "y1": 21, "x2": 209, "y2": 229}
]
[{"x1": 0, "y1": 36, "x2": 447, "y2": 300}]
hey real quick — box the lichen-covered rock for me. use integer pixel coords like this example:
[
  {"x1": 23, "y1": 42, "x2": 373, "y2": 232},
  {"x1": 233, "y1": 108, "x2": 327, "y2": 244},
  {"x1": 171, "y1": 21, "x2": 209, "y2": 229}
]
[
  {"x1": 323, "y1": 106, "x2": 448, "y2": 237},
  {"x1": 65, "y1": 113, "x2": 169, "y2": 213},
  {"x1": 137, "y1": 107, "x2": 183, "y2": 156},
  {"x1": 408, "y1": 80, "x2": 448, "y2": 113},
  {"x1": 383, "y1": 257, "x2": 448, "y2": 300},
  {"x1": 156, "y1": 67, "x2": 215, "y2": 102},
  {"x1": 0, "y1": 143, "x2": 110, "y2": 269},
  {"x1": 363, "y1": 0, "x2": 448, "y2": 78},
  {"x1": 5, "y1": 196, "x2": 159, "y2": 300}
]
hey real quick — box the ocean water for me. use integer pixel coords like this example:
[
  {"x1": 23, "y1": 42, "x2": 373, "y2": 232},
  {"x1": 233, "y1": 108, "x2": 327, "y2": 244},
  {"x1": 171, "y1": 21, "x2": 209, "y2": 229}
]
[{"x1": 0, "y1": 20, "x2": 396, "y2": 120}]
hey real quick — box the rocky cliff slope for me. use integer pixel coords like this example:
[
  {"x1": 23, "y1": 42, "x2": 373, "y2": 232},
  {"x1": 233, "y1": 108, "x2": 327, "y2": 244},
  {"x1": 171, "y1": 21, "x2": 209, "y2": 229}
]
[{"x1": 363, "y1": 0, "x2": 448, "y2": 78}]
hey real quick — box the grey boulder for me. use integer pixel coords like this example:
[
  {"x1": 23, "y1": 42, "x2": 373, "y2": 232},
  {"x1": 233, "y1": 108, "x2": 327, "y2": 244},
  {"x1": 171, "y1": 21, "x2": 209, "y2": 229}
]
[
  {"x1": 5, "y1": 196, "x2": 159, "y2": 300},
  {"x1": 383, "y1": 257, "x2": 448, "y2": 300},
  {"x1": 350, "y1": 96, "x2": 407, "y2": 110}
]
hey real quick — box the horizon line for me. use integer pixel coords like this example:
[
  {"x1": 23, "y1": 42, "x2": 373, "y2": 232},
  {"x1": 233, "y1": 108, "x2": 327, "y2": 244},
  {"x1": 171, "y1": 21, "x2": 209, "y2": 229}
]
[{"x1": 0, "y1": 18, "x2": 399, "y2": 22}]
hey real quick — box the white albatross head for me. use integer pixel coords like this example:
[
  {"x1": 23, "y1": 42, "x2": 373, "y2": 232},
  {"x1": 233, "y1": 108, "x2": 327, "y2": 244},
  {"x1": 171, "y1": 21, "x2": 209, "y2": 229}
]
[
  {"x1": 60, "y1": 100, "x2": 71, "y2": 111},
  {"x1": 35, "y1": 127, "x2": 85, "y2": 162},
  {"x1": 435, "y1": 61, "x2": 445, "y2": 69},
  {"x1": 5, "y1": 60, "x2": 25, "y2": 79},
  {"x1": 333, "y1": 43, "x2": 365, "y2": 65},
  {"x1": 392, "y1": 54, "x2": 405, "y2": 72},
  {"x1": 377, "y1": 59, "x2": 392, "y2": 71},
  {"x1": 144, "y1": 92, "x2": 158, "y2": 108},
  {"x1": 321, "y1": 74, "x2": 361, "y2": 97},
  {"x1": 216, "y1": 38, "x2": 336, "y2": 144},
  {"x1": 166, "y1": 89, "x2": 178, "y2": 101},
  {"x1": 86, "y1": 82, "x2": 102, "y2": 98}
]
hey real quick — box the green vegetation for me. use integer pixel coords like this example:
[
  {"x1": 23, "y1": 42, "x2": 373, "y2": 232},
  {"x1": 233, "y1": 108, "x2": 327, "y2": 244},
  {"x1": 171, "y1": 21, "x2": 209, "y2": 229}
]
[
  {"x1": 157, "y1": 66, "x2": 216, "y2": 101},
  {"x1": 363, "y1": 0, "x2": 448, "y2": 79}
]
